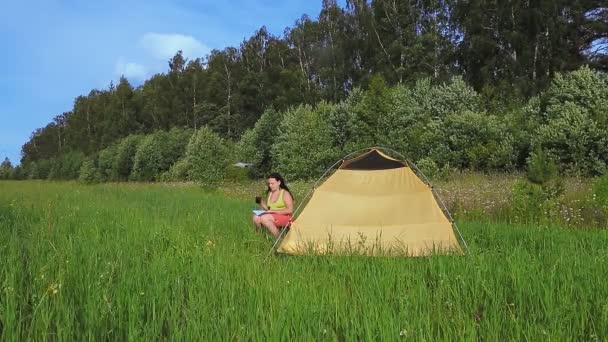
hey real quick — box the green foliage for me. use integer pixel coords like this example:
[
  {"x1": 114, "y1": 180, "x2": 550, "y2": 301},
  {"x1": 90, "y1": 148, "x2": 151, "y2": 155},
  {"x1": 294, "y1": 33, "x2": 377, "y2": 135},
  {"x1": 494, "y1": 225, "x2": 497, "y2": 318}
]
[
  {"x1": 19, "y1": 0, "x2": 608, "y2": 171},
  {"x1": 97, "y1": 145, "x2": 119, "y2": 182},
  {"x1": 415, "y1": 157, "x2": 453, "y2": 181},
  {"x1": 9, "y1": 166, "x2": 24, "y2": 180},
  {"x1": 441, "y1": 111, "x2": 515, "y2": 170},
  {"x1": 27, "y1": 160, "x2": 53, "y2": 180},
  {"x1": 361, "y1": 74, "x2": 391, "y2": 141},
  {"x1": 240, "y1": 109, "x2": 284, "y2": 177},
  {"x1": 533, "y1": 67, "x2": 608, "y2": 176},
  {"x1": 185, "y1": 127, "x2": 233, "y2": 186},
  {"x1": 511, "y1": 180, "x2": 550, "y2": 222},
  {"x1": 160, "y1": 157, "x2": 191, "y2": 182},
  {"x1": 511, "y1": 177, "x2": 565, "y2": 223},
  {"x1": 224, "y1": 166, "x2": 251, "y2": 183},
  {"x1": 526, "y1": 148, "x2": 558, "y2": 185},
  {"x1": 504, "y1": 97, "x2": 542, "y2": 168},
  {"x1": 377, "y1": 82, "x2": 435, "y2": 162},
  {"x1": 78, "y1": 159, "x2": 99, "y2": 184},
  {"x1": 164, "y1": 128, "x2": 194, "y2": 168},
  {"x1": 113, "y1": 135, "x2": 142, "y2": 181},
  {"x1": 131, "y1": 135, "x2": 165, "y2": 181},
  {"x1": 414, "y1": 157, "x2": 439, "y2": 179},
  {"x1": 273, "y1": 104, "x2": 339, "y2": 181},
  {"x1": 378, "y1": 78, "x2": 501, "y2": 170},
  {"x1": 328, "y1": 88, "x2": 373, "y2": 152},
  {"x1": 427, "y1": 77, "x2": 483, "y2": 118},
  {"x1": 235, "y1": 129, "x2": 258, "y2": 165},
  {"x1": 0, "y1": 158, "x2": 13, "y2": 180},
  {"x1": 542, "y1": 66, "x2": 608, "y2": 121},
  {"x1": 48, "y1": 151, "x2": 85, "y2": 180},
  {"x1": 593, "y1": 174, "x2": 608, "y2": 210},
  {"x1": 131, "y1": 129, "x2": 192, "y2": 181}
]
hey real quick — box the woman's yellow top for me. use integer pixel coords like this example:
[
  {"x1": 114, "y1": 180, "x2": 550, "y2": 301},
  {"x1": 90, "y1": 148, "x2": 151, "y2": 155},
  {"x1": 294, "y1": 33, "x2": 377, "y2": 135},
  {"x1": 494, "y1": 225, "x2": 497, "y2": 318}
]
[{"x1": 267, "y1": 189, "x2": 286, "y2": 211}]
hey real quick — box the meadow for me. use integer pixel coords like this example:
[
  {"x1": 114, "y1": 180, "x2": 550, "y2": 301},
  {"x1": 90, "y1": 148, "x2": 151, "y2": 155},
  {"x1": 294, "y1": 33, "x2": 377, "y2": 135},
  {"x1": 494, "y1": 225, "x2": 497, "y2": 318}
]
[{"x1": 1, "y1": 180, "x2": 607, "y2": 340}]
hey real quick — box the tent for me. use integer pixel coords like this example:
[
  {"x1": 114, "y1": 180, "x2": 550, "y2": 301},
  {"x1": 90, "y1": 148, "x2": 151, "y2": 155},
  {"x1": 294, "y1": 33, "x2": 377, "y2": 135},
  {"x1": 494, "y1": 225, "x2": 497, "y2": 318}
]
[{"x1": 276, "y1": 147, "x2": 466, "y2": 256}]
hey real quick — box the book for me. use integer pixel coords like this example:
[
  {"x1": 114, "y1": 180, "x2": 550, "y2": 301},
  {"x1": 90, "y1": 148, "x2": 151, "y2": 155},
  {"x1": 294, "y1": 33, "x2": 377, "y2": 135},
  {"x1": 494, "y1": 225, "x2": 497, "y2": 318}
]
[{"x1": 252, "y1": 210, "x2": 267, "y2": 216}]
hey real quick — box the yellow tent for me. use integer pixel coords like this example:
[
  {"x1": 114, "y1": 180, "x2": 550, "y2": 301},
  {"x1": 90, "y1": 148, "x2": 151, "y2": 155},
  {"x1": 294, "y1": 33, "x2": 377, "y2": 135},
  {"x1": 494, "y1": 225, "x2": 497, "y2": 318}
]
[{"x1": 277, "y1": 148, "x2": 465, "y2": 256}]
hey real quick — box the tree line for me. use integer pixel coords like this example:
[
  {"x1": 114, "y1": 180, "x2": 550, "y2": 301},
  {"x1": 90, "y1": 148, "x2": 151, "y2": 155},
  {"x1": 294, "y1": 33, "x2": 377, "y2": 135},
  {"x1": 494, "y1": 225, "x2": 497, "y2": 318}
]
[
  {"x1": 2, "y1": 66, "x2": 606, "y2": 184},
  {"x1": 6, "y1": 0, "x2": 608, "y2": 179}
]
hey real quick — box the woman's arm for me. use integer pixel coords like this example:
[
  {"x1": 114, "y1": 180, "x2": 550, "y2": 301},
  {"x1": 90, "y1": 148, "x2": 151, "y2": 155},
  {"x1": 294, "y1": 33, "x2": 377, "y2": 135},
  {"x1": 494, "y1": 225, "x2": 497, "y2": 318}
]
[
  {"x1": 267, "y1": 191, "x2": 293, "y2": 215},
  {"x1": 259, "y1": 200, "x2": 269, "y2": 211}
]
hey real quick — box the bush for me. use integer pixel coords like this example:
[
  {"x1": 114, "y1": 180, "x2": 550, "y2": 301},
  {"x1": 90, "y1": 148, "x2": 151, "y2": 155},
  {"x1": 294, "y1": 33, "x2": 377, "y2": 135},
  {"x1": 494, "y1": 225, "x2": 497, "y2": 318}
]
[
  {"x1": 239, "y1": 109, "x2": 284, "y2": 177},
  {"x1": 186, "y1": 127, "x2": 233, "y2": 186},
  {"x1": 78, "y1": 159, "x2": 99, "y2": 184},
  {"x1": 328, "y1": 88, "x2": 373, "y2": 152},
  {"x1": 131, "y1": 135, "x2": 164, "y2": 181},
  {"x1": 27, "y1": 160, "x2": 53, "y2": 180},
  {"x1": 48, "y1": 152, "x2": 85, "y2": 180},
  {"x1": 511, "y1": 177, "x2": 564, "y2": 224},
  {"x1": 415, "y1": 157, "x2": 441, "y2": 181},
  {"x1": 377, "y1": 77, "x2": 485, "y2": 165},
  {"x1": 98, "y1": 145, "x2": 119, "y2": 181},
  {"x1": 224, "y1": 166, "x2": 250, "y2": 183},
  {"x1": 533, "y1": 67, "x2": 608, "y2": 176},
  {"x1": 164, "y1": 128, "x2": 194, "y2": 167},
  {"x1": 427, "y1": 76, "x2": 483, "y2": 118},
  {"x1": 441, "y1": 111, "x2": 515, "y2": 170},
  {"x1": 526, "y1": 148, "x2": 558, "y2": 185},
  {"x1": 511, "y1": 180, "x2": 550, "y2": 222},
  {"x1": 160, "y1": 157, "x2": 190, "y2": 182},
  {"x1": 235, "y1": 129, "x2": 258, "y2": 164},
  {"x1": 113, "y1": 135, "x2": 142, "y2": 181},
  {"x1": 0, "y1": 158, "x2": 13, "y2": 180},
  {"x1": 273, "y1": 103, "x2": 339, "y2": 181},
  {"x1": 131, "y1": 129, "x2": 192, "y2": 182},
  {"x1": 9, "y1": 166, "x2": 24, "y2": 180}
]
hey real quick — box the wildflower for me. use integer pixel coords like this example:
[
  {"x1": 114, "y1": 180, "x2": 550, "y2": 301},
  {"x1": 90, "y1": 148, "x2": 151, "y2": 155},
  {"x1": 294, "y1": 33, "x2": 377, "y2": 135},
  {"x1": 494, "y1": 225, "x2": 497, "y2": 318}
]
[
  {"x1": 47, "y1": 283, "x2": 61, "y2": 296},
  {"x1": 399, "y1": 329, "x2": 408, "y2": 337}
]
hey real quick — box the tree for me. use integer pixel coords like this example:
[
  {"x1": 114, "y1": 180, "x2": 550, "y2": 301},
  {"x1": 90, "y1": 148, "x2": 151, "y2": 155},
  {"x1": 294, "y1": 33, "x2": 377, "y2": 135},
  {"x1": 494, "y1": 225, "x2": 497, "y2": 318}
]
[
  {"x1": 272, "y1": 103, "x2": 339, "y2": 180},
  {"x1": 0, "y1": 157, "x2": 13, "y2": 180},
  {"x1": 185, "y1": 127, "x2": 233, "y2": 186}
]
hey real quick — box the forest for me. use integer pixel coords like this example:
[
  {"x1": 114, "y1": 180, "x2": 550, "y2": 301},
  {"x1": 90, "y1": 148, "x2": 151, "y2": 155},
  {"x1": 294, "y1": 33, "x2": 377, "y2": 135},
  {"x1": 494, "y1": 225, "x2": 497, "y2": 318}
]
[{"x1": 2, "y1": 0, "x2": 607, "y2": 182}]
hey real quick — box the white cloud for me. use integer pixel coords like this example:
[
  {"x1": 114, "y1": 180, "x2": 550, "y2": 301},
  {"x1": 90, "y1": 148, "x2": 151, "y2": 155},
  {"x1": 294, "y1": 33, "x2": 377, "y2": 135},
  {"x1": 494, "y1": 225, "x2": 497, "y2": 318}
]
[
  {"x1": 139, "y1": 32, "x2": 209, "y2": 60},
  {"x1": 114, "y1": 58, "x2": 148, "y2": 81}
]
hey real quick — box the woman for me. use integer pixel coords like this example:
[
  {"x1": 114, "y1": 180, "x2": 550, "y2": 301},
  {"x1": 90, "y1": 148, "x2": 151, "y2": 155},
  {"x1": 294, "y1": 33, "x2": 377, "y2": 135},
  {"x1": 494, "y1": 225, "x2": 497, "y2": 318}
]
[{"x1": 252, "y1": 173, "x2": 294, "y2": 238}]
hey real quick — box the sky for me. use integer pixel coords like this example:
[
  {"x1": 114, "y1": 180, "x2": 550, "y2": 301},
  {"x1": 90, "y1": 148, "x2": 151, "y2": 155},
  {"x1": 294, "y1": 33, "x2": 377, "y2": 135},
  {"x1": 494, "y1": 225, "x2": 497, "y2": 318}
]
[{"x1": 0, "y1": 0, "x2": 345, "y2": 165}]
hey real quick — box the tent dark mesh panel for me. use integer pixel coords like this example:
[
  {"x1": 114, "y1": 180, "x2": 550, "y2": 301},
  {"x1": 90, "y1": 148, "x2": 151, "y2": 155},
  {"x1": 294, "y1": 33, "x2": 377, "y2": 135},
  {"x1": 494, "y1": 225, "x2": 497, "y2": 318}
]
[{"x1": 340, "y1": 149, "x2": 405, "y2": 170}]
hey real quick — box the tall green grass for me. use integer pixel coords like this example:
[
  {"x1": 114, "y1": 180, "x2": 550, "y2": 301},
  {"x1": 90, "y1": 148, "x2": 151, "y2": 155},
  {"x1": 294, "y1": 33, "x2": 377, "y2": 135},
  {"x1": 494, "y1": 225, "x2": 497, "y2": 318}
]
[{"x1": 1, "y1": 181, "x2": 607, "y2": 340}]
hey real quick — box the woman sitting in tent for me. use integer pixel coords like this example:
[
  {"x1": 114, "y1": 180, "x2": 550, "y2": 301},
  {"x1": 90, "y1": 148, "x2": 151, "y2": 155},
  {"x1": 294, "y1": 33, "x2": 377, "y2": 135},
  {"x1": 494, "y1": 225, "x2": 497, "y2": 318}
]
[{"x1": 252, "y1": 173, "x2": 294, "y2": 237}]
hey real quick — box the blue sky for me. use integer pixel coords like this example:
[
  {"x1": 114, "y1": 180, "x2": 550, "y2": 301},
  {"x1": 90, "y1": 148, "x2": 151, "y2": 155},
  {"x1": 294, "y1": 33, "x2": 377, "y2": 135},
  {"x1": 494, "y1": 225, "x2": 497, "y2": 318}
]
[{"x1": 0, "y1": 0, "x2": 344, "y2": 165}]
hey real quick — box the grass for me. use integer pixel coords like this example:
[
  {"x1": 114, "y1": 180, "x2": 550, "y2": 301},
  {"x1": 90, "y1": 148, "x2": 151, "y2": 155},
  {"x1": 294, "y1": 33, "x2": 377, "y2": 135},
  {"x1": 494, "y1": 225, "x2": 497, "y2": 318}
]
[{"x1": 1, "y1": 180, "x2": 607, "y2": 340}]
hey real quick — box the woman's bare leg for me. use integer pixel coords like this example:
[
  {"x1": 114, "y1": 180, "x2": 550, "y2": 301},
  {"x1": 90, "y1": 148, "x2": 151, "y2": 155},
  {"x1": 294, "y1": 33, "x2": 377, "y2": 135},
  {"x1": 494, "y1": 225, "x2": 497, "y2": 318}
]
[
  {"x1": 260, "y1": 215, "x2": 280, "y2": 237},
  {"x1": 252, "y1": 215, "x2": 263, "y2": 231}
]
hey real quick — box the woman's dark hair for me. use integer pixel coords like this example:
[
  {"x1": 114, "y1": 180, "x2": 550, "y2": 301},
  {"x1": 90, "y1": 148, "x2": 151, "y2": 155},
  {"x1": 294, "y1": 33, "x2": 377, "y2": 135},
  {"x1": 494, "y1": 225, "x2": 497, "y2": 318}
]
[{"x1": 267, "y1": 172, "x2": 292, "y2": 195}]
